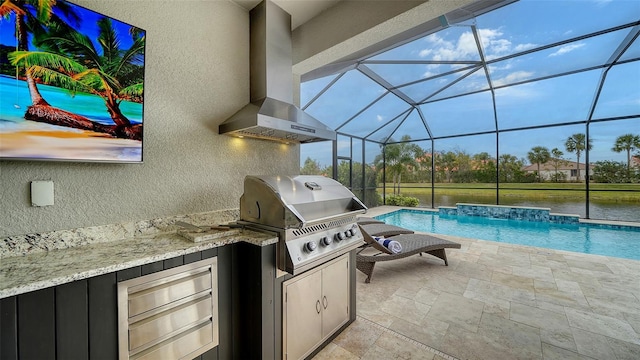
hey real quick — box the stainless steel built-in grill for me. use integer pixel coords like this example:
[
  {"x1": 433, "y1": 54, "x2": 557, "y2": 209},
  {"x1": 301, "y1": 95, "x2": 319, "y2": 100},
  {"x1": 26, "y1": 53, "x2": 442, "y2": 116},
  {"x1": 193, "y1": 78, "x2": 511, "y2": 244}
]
[{"x1": 238, "y1": 175, "x2": 367, "y2": 275}]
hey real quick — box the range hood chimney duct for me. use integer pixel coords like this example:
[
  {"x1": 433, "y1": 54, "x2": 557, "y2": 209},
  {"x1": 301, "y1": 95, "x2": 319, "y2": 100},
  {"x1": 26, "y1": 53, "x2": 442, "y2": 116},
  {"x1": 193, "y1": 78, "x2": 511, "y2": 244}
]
[{"x1": 219, "y1": 0, "x2": 336, "y2": 143}]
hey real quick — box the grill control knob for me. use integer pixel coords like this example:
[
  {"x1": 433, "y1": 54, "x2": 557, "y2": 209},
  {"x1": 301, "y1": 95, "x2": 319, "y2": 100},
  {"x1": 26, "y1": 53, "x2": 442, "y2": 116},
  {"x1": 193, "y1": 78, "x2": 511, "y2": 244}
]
[
  {"x1": 335, "y1": 232, "x2": 345, "y2": 241},
  {"x1": 305, "y1": 241, "x2": 317, "y2": 252},
  {"x1": 344, "y1": 230, "x2": 352, "y2": 238},
  {"x1": 321, "y1": 236, "x2": 332, "y2": 246},
  {"x1": 350, "y1": 228, "x2": 358, "y2": 236}
]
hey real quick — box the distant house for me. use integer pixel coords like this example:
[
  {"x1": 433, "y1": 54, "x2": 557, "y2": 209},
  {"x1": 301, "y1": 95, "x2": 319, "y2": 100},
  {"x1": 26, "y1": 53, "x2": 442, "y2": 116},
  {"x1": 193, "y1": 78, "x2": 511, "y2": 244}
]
[
  {"x1": 523, "y1": 158, "x2": 593, "y2": 181},
  {"x1": 632, "y1": 155, "x2": 640, "y2": 169}
]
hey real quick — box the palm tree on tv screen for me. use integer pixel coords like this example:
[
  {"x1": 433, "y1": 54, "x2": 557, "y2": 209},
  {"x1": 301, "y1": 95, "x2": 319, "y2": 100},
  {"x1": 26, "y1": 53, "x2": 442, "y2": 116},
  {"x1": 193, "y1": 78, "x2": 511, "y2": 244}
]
[
  {"x1": 9, "y1": 15, "x2": 145, "y2": 139},
  {"x1": 0, "y1": 0, "x2": 78, "y2": 107},
  {"x1": 564, "y1": 133, "x2": 593, "y2": 182},
  {"x1": 44, "y1": 16, "x2": 145, "y2": 127}
]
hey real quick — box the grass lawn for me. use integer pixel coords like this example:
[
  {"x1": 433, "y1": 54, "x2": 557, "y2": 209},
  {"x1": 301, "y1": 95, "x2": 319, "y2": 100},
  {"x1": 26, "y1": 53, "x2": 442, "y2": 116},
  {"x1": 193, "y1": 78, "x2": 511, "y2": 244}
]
[{"x1": 381, "y1": 182, "x2": 640, "y2": 202}]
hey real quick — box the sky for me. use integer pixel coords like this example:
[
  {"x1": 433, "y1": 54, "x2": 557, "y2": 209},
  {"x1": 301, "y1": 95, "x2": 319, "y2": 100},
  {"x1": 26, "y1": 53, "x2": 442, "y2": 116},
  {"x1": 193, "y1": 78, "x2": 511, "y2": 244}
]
[{"x1": 300, "y1": 0, "x2": 640, "y2": 168}]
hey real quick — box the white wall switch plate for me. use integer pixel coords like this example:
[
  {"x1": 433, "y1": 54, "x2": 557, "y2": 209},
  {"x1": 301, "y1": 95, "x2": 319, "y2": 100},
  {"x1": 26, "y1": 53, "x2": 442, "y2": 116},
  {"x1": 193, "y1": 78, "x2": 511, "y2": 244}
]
[{"x1": 31, "y1": 180, "x2": 54, "y2": 207}]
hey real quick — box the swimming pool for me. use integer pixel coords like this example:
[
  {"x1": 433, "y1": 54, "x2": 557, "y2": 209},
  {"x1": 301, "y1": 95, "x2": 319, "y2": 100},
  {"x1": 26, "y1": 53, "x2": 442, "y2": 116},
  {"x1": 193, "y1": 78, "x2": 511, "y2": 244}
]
[{"x1": 376, "y1": 209, "x2": 640, "y2": 261}]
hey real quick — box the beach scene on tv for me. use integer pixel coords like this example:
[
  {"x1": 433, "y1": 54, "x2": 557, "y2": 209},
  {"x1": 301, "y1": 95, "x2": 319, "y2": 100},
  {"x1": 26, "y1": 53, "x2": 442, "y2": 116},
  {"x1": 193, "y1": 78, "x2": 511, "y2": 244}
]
[{"x1": 0, "y1": 0, "x2": 145, "y2": 162}]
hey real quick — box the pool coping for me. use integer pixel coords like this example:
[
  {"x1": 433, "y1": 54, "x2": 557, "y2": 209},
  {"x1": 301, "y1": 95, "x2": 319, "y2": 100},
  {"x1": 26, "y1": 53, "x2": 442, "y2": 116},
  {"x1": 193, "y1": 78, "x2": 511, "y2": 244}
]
[
  {"x1": 365, "y1": 205, "x2": 640, "y2": 230},
  {"x1": 364, "y1": 205, "x2": 640, "y2": 262}
]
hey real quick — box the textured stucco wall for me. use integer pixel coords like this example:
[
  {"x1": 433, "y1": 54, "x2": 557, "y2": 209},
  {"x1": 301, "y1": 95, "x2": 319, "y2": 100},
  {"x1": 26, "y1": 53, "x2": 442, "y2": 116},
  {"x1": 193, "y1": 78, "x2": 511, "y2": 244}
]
[{"x1": 0, "y1": 0, "x2": 299, "y2": 237}]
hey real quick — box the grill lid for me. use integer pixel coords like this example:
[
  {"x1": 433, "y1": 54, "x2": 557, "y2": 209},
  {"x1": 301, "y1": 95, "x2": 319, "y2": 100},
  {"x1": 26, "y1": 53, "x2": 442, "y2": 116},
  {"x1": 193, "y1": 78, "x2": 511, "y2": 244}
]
[{"x1": 240, "y1": 175, "x2": 367, "y2": 229}]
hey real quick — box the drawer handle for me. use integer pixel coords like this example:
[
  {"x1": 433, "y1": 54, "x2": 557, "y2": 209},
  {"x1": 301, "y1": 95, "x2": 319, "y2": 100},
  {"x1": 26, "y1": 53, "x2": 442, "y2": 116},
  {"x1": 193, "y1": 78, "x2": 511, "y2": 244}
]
[
  {"x1": 316, "y1": 300, "x2": 321, "y2": 314},
  {"x1": 322, "y1": 296, "x2": 328, "y2": 309}
]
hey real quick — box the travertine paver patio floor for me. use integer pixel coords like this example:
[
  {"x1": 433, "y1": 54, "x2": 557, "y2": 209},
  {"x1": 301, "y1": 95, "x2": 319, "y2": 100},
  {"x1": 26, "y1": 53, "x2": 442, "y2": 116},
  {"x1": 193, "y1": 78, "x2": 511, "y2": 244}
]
[{"x1": 313, "y1": 209, "x2": 640, "y2": 360}]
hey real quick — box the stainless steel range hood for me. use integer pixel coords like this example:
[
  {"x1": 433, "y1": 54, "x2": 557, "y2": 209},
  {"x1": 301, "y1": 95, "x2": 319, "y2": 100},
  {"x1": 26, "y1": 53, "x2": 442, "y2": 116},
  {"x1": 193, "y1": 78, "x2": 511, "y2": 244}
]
[{"x1": 219, "y1": 0, "x2": 336, "y2": 144}]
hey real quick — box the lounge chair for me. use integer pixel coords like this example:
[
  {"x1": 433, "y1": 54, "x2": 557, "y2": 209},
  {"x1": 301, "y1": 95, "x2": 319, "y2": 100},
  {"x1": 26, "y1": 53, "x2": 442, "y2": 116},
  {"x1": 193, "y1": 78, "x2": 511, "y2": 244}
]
[
  {"x1": 356, "y1": 217, "x2": 385, "y2": 225},
  {"x1": 356, "y1": 225, "x2": 461, "y2": 283},
  {"x1": 358, "y1": 223, "x2": 414, "y2": 237}
]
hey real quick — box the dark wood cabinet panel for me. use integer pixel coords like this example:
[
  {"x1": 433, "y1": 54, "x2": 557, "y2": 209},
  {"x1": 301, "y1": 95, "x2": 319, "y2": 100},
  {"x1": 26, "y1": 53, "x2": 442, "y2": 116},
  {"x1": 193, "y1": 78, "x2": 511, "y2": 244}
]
[
  {"x1": 56, "y1": 280, "x2": 89, "y2": 359},
  {"x1": 18, "y1": 288, "x2": 55, "y2": 359},
  {"x1": 202, "y1": 247, "x2": 218, "y2": 259},
  {"x1": 0, "y1": 297, "x2": 18, "y2": 360},
  {"x1": 232, "y1": 242, "x2": 277, "y2": 360},
  {"x1": 141, "y1": 260, "x2": 163, "y2": 275},
  {"x1": 117, "y1": 266, "x2": 141, "y2": 282},
  {"x1": 164, "y1": 255, "x2": 184, "y2": 269},
  {"x1": 216, "y1": 244, "x2": 232, "y2": 360},
  {"x1": 201, "y1": 347, "x2": 219, "y2": 360},
  {"x1": 89, "y1": 273, "x2": 118, "y2": 360},
  {"x1": 185, "y1": 251, "x2": 203, "y2": 264}
]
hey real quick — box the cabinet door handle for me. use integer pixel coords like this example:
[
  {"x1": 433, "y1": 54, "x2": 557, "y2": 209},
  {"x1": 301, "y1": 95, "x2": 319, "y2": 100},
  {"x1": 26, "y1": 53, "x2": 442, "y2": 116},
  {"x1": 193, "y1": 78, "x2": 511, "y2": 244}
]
[
  {"x1": 322, "y1": 296, "x2": 328, "y2": 309},
  {"x1": 316, "y1": 300, "x2": 321, "y2": 314}
]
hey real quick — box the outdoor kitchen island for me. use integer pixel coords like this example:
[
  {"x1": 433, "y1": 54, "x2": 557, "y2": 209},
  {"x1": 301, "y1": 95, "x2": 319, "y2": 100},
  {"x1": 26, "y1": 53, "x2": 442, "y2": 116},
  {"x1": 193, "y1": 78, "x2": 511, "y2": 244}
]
[{"x1": 0, "y1": 206, "x2": 358, "y2": 360}]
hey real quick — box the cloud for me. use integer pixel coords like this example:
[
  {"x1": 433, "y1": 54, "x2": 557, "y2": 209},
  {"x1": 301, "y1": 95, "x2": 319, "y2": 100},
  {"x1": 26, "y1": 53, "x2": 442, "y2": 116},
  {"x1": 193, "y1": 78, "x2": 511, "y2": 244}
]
[
  {"x1": 480, "y1": 28, "x2": 538, "y2": 60},
  {"x1": 494, "y1": 82, "x2": 545, "y2": 107},
  {"x1": 489, "y1": 39, "x2": 512, "y2": 54},
  {"x1": 419, "y1": 32, "x2": 477, "y2": 61},
  {"x1": 549, "y1": 43, "x2": 585, "y2": 57},
  {"x1": 422, "y1": 70, "x2": 441, "y2": 78},
  {"x1": 596, "y1": 94, "x2": 640, "y2": 108},
  {"x1": 513, "y1": 43, "x2": 538, "y2": 52},
  {"x1": 488, "y1": 62, "x2": 513, "y2": 72},
  {"x1": 419, "y1": 49, "x2": 433, "y2": 57},
  {"x1": 492, "y1": 70, "x2": 535, "y2": 87},
  {"x1": 593, "y1": 0, "x2": 612, "y2": 6},
  {"x1": 410, "y1": 26, "x2": 556, "y2": 96},
  {"x1": 457, "y1": 31, "x2": 479, "y2": 55},
  {"x1": 418, "y1": 27, "x2": 540, "y2": 63}
]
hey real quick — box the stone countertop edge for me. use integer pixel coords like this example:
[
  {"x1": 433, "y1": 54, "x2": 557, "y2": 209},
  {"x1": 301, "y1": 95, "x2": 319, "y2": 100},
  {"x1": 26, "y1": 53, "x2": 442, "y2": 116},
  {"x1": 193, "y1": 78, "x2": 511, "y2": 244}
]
[{"x1": 0, "y1": 229, "x2": 277, "y2": 299}]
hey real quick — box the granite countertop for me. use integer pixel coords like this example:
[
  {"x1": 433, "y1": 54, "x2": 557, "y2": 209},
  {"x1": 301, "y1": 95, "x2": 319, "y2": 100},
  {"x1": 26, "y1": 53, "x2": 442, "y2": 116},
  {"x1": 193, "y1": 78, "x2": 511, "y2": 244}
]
[{"x1": 0, "y1": 228, "x2": 277, "y2": 299}]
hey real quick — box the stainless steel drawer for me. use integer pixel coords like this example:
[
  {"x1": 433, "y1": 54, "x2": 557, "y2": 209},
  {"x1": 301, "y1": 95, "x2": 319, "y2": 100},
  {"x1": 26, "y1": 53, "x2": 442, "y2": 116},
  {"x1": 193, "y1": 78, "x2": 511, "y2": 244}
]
[
  {"x1": 129, "y1": 293, "x2": 213, "y2": 351},
  {"x1": 127, "y1": 269, "x2": 212, "y2": 317},
  {"x1": 118, "y1": 257, "x2": 218, "y2": 360},
  {"x1": 133, "y1": 320, "x2": 214, "y2": 360}
]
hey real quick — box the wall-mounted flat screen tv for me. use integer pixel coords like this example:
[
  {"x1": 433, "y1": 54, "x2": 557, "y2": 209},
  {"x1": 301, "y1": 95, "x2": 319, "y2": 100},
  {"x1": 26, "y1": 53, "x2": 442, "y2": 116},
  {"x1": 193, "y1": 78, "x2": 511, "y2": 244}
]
[{"x1": 0, "y1": 0, "x2": 146, "y2": 163}]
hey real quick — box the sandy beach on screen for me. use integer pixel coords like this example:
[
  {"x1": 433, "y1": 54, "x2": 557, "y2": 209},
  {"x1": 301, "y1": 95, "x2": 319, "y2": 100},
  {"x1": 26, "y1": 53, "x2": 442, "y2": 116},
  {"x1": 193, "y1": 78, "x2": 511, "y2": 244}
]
[{"x1": 0, "y1": 123, "x2": 142, "y2": 161}]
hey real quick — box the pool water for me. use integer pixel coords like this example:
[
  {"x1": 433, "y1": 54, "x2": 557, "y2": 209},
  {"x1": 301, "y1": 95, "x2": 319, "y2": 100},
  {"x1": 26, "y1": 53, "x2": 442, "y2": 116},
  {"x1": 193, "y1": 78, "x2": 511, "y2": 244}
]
[{"x1": 376, "y1": 210, "x2": 640, "y2": 261}]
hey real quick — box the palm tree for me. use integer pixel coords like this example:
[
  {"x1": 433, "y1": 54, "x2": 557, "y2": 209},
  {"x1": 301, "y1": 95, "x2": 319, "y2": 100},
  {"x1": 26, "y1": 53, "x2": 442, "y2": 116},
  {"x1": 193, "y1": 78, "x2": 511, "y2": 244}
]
[
  {"x1": 472, "y1": 152, "x2": 496, "y2": 183},
  {"x1": 436, "y1": 151, "x2": 458, "y2": 183},
  {"x1": 300, "y1": 157, "x2": 325, "y2": 175},
  {"x1": 9, "y1": 16, "x2": 145, "y2": 139},
  {"x1": 498, "y1": 154, "x2": 525, "y2": 183},
  {"x1": 527, "y1": 146, "x2": 551, "y2": 182},
  {"x1": 564, "y1": 133, "x2": 593, "y2": 181},
  {"x1": 612, "y1": 134, "x2": 640, "y2": 171},
  {"x1": 550, "y1": 148, "x2": 566, "y2": 182},
  {"x1": 0, "y1": 0, "x2": 66, "y2": 107},
  {"x1": 375, "y1": 135, "x2": 423, "y2": 195}
]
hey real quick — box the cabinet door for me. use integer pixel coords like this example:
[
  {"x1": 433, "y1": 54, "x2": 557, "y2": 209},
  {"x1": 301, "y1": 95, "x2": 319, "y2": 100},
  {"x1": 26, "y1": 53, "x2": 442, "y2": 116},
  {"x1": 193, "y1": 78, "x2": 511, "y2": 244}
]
[
  {"x1": 321, "y1": 256, "x2": 350, "y2": 338},
  {"x1": 284, "y1": 270, "x2": 323, "y2": 360}
]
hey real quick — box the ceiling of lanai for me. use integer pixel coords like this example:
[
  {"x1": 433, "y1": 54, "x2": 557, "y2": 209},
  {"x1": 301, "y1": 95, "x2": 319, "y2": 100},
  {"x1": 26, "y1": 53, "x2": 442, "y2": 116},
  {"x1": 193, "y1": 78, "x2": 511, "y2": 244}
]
[{"x1": 232, "y1": 0, "x2": 343, "y2": 29}]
